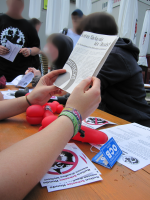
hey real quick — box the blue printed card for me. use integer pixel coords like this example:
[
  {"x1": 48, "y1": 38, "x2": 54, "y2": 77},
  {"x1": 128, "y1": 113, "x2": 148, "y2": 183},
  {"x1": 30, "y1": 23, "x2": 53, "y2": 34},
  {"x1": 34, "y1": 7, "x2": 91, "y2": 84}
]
[{"x1": 92, "y1": 137, "x2": 122, "y2": 169}]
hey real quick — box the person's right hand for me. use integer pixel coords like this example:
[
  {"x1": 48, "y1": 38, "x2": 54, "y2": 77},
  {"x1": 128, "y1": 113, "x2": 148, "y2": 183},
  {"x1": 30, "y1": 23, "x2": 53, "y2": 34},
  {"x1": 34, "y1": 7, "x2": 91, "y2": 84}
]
[
  {"x1": 25, "y1": 67, "x2": 41, "y2": 77},
  {"x1": 66, "y1": 77, "x2": 101, "y2": 120},
  {"x1": 0, "y1": 45, "x2": 9, "y2": 55}
]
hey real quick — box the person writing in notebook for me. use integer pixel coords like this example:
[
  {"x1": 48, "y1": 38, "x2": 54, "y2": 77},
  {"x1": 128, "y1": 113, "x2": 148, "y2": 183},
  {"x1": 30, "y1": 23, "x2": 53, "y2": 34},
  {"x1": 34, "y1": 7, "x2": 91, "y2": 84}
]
[
  {"x1": 0, "y1": 69, "x2": 101, "y2": 200},
  {"x1": 0, "y1": 0, "x2": 40, "y2": 81}
]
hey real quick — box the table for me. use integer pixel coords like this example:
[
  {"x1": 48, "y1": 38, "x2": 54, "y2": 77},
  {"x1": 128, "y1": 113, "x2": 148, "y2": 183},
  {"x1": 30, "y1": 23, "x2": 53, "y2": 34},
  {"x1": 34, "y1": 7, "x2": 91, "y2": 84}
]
[{"x1": 0, "y1": 86, "x2": 150, "y2": 200}]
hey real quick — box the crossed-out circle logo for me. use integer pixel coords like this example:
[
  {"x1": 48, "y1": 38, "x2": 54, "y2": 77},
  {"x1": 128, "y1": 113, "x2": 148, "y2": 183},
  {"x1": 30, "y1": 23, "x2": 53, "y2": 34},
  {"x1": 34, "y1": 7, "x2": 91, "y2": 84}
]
[
  {"x1": 0, "y1": 27, "x2": 25, "y2": 48},
  {"x1": 48, "y1": 149, "x2": 78, "y2": 175},
  {"x1": 84, "y1": 117, "x2": 108, "y2": 125},
  {"x1": 55, "y1": 59, "x2": 78, "y2": 91}
]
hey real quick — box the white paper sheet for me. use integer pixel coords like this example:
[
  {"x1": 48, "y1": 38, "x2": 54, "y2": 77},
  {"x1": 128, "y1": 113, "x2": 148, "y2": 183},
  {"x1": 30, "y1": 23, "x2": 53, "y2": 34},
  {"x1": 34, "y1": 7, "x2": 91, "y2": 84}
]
[
  {"x1": 6, "y1": 73, "x2": 34, "y2": 88},
  {"x1": 40, "y1": 143, "x2": 102, "y2": 192},
  {"x1": 92, "y1": 123, "x2": 150, "y2": 171},
  {"x1": 16, "y1": 72, "x2": 34, "y2": 88},
  {"x1": 82, "y1": 117, "x2": 116, "y2": 129},
  {"x1": 0, "y1": 40, "x2": 21, "y2": 62},
  {"x1": 54, "y1": 31, "x2": 118, "y2": 94}
]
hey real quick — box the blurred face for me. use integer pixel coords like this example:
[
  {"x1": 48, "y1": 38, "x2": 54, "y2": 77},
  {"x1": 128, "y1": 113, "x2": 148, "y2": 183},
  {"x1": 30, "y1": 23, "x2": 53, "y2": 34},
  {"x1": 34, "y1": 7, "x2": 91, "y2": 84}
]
[
  {"x1": 35, "y1": 23, "x2": 41, "y2": 33},
  {"x1": 44, "y1": 42, "x2": 59, "y2": 63},
  {"x1": 72, "y1": 15, "x2": 82, "y2": 30},
  {"x1": 7, "y1": 0, "x2": 24, "y2": 15}
]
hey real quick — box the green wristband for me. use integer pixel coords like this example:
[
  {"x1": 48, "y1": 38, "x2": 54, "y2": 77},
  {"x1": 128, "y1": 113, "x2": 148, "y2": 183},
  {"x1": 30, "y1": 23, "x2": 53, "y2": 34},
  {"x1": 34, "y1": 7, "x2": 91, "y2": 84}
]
[{"x1": 59, "y1": 111, "x2": 80, "y2": 137}]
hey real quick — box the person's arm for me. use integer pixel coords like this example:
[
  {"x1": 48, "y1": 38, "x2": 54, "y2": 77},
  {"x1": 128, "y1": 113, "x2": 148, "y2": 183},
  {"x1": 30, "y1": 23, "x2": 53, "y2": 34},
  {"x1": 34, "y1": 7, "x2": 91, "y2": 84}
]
[
  {"x1": 19, "y1": 47, "x2": 40, "y2": 57},
  {"x1": 0, "y1": 69, "x2": 66, "y2": 120},
  {"x1": 0, "y1": 76, "x2": 101, "y2": 200}
]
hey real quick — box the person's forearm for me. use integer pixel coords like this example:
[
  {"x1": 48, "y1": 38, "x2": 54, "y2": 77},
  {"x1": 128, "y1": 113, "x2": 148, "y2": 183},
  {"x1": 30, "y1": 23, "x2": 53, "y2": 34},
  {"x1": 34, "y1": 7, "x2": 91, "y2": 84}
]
[
  {"x1": 0, "y1": 116, "x2": 73, "y2": 200},
  {"x1": 0, "y1": 96, "x2": 29, "y2": 120},
  {"x1": 30, "y1": 47, "x2": 40, "y2": 56}
]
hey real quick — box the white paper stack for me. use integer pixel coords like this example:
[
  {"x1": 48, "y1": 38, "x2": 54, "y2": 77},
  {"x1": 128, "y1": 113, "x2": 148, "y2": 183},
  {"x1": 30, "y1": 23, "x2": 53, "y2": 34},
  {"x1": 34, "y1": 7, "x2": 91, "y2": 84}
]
[{"x1": 40, "y1": 143, "x2": 102, "y2": 192}]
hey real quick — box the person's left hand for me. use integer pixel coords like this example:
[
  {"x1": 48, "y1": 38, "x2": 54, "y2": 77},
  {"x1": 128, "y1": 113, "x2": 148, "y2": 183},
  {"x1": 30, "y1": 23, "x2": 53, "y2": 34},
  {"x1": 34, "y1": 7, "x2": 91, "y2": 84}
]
[
  {"x1": 19, "y1": 48, "x2": 31, "y2": 57},
  {"x1": 27, "y1": 69, "x2": 66, "y2": 105}
]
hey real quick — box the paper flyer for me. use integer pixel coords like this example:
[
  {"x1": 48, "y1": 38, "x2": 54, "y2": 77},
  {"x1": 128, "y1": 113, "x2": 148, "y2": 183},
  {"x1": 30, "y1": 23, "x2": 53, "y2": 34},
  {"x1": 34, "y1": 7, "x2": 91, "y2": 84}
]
[
  {"x1": 0, "y1": 40, "x2": 21, "y2": 62},
  {"x1": 54, "y1": 31, "x2": 118, "y2": 93},
  {"x1": 6, "y1": 72, "x2": 34, "y2": 88},
  {"x1": 82, "y1": 117, "x2": 116, "y2": 129},
  {"x1": 92, "y1": 123, "x2": 150, "y2": 171},
  {"x1": 40, "y1": 143, "x2": 102, "y2": 192}
]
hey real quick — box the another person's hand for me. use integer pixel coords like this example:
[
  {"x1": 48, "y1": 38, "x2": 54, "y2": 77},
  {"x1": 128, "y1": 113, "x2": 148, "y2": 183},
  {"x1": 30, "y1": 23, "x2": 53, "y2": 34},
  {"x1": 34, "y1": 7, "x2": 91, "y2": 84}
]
[
  {"x1": 25, "y1": 67, "x2": 41, "y2": 77},
  {"x1": 19, "y1": 48, "x2": 31, "y2": 57},
  {"x1": 66, "y1": 77, "x2": 101, "y2": 120},
  {"x1": 27, "y1": 69, "x2": 66, "y2": 105},
  {"x1": 0, "y1": 92, "x2": 3, "y2": 101},
  {"x1": 0, "y1": 45, "x2": 9, "y2": 55}
]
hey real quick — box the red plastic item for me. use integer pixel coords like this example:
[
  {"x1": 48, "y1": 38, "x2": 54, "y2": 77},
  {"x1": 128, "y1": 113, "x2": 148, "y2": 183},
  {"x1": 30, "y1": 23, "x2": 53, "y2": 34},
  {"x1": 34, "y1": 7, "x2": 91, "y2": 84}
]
[
  {"x1": 52, "y1": 101, "x2": 60, "y2": 106},
  {"x1": 42, "y1": 115, "x2": 58, "y2": 128},
  {"x1": 72, "y1": 125, "x2": 108, "y2": 144},
  {"x1": 43, "y1": 110, "x2": 54, "y2": 118},
  {"x1": 26, "y1": 105, "x2": 44, "y2": 125},
  {"x1": 25, "y1": 93, "x2": 30, "y2": 96},
  {"x1": 56, "y1": 105, "x2": 64, "y2": 114},
  {"x1": 39, "y1": 126, "x2": 43, "y2": 131}
]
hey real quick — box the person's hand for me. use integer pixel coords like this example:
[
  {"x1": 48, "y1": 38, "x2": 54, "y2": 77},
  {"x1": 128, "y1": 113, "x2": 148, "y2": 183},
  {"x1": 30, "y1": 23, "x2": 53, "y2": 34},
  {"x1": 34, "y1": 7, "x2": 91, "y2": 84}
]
[
  {"x1": 25, "y1": 67, "x2": 41, "y2": 77},
  {"x1": 0, "y1": 92, "x2": 3, "y2": 101},
  {"x1": 66, "y1": 77, "x2": 101, "y2": 120},
  {"x1": 20, "y1": 48, "x2": 31, "y2": 57},
  {"x1": 27, "y1": 69, "x2": 66, "y2": 105},
  {"x1": 0, "y1": 45, "x2": 9, "y2": 55}
]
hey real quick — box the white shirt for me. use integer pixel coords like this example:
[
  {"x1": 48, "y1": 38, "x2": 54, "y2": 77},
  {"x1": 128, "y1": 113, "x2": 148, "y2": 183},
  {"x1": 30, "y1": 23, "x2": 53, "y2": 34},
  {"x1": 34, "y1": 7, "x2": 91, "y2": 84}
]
[{"x1": 60, "y1": 29, "x2": 80, "y2": 48}]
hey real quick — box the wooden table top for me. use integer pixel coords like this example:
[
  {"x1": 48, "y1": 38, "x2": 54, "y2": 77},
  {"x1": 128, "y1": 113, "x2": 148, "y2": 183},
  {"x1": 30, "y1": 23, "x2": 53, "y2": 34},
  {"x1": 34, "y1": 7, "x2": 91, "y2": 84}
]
[{"x1": 0, "y1": 86, "x2": 150, "y2": 200}]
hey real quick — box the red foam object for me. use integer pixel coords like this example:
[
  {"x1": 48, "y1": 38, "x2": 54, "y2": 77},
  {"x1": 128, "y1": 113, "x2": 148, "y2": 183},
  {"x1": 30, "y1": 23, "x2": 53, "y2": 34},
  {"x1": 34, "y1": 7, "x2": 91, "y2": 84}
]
[
  {"x1": 25, "y1": 93, "x2": 30, "y2": 96},
  {"x1": 26, "y1": 105, "x2": 44, "y2": 117},
  {"x1": 39, "y1": 126, "x2": 43, "y2": 131},
  {"x1": 26, "y1": 105, "x2": 44, "y2": 125},
  {"x1": 52, "y1": 101, "x2": 60, "y2": 106},
  {"x1": 46, "y1": 103, "x2": 56, "y2": 113},
  {"x1": 42, "y1": 115, "x2": 58, "y2": 128},
  {"x1": 43, "y1": 110, "x2": 54, "y2": 118},
  {"x1": 72, "y1": 125, "x2": 108, "y2": 144},
  {"x1": 26, "y1": 116, "x2": 43, "y2": 125},
  {"x1": 56, "y1": 105, "x2": 63, "y2": 114}
]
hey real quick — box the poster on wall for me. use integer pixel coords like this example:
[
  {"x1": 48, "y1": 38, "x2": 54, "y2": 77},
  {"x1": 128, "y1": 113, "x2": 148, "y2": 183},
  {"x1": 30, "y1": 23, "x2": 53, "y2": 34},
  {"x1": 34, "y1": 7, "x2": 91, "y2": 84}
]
[{"x1": 44, "y1": 0, "x2": 48, "y2": 10}]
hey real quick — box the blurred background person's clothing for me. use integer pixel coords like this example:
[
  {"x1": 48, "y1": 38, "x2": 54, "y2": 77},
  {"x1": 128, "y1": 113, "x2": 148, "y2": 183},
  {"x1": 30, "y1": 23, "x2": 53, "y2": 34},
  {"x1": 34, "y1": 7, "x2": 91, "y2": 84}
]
[
  {"x1": 60, "y1": 9, "x2": 83, "y2": 48},
  {"x1": 0, "y1": 0, "x2": 40, "y2": 82}
]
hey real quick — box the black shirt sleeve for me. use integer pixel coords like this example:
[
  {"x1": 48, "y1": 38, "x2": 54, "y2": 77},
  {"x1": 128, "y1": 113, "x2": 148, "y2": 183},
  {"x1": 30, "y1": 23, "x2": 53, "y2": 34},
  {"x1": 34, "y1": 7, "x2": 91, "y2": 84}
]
[
  {"x1": 97, "y1": 53, "x2": 131, "y2": 92},
  {"x1": 28, "y1": 24, "x2": 40, "y2": 49}
]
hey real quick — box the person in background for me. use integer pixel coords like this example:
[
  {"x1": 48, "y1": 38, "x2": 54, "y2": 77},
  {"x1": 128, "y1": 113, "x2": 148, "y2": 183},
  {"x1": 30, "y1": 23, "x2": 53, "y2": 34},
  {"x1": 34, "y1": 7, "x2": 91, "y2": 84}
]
[
  {"x1": 0, "y1": 0, "x2": 40, "y2": 82},
  {"x1": 0, "y1": 69, "x2": 101, "y2": 200},
  {"x1": 25, "y1": 33, "x2": 73, "y2": 87},
  {"x1": 77, "y1": 12, "x2": 150, "y2": 127},
  {"x1": 61, "y1": 9, "x2": 84, "y2": 48},
  {"x1": 29, "y1": 18, "x2": 42, "y2": 70},
  {"x1": 29, "y1": 18, "x2": 41, "y2": 33}
]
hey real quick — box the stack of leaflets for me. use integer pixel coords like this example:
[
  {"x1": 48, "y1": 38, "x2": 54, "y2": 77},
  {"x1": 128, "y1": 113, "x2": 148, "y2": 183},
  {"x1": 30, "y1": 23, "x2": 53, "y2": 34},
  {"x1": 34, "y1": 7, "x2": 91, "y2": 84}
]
[{"x1": 40, "y1": 143, "x2": 102, "y2": 192}]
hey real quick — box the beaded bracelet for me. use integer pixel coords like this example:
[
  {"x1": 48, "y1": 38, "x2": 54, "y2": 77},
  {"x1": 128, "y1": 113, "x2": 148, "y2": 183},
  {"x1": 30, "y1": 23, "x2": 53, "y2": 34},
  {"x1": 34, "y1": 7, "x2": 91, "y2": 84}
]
[{"x1": 59, "y1": 107, "x2": 82, "y2": 137}]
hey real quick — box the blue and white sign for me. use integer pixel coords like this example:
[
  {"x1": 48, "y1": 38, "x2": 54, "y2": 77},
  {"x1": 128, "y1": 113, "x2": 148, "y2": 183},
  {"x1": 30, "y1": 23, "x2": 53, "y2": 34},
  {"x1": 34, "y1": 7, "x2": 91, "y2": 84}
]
[{"x1": 92, "y1": 137, "x2": 122, "y2": 169}]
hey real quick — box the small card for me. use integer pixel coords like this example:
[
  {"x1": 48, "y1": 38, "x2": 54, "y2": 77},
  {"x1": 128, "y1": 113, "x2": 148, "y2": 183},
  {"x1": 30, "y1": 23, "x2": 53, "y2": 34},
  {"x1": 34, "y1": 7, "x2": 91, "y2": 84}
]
[{"x1": 92, "y1": 138, "x2": 122, "y2": 169}]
